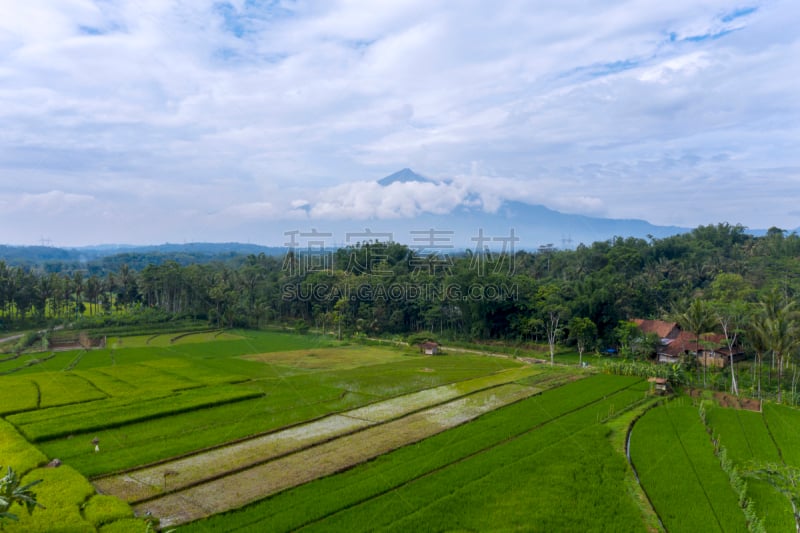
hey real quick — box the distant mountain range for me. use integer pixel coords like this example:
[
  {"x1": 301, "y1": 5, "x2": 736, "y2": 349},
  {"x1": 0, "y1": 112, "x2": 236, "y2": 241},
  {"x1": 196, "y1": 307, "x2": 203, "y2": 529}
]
[
  {"x1": 0, "y1": 243, "x2": 286, "y2": 268},
  {"x1": 368, "y1": 168, "x2": 693, "y2": 247},
  {"x1": 378, "y1": 168, "x2": 438, "y2": 186},
  {"x1": 1, "y1": 168, "x2": 782, "y2": 266}
]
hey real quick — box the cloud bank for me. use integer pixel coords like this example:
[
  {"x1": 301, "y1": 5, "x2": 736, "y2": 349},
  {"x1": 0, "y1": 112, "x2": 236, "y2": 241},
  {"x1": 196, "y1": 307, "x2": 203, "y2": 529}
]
[{"x1": 0, "y1": 1, "x2": 798, "y2": 244}]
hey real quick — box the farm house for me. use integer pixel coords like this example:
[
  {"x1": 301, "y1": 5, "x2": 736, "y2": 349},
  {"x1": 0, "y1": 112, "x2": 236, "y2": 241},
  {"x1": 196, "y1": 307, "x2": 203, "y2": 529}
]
[{"x1": 632, "y1": 319, "x2": 745, "y2": 367}]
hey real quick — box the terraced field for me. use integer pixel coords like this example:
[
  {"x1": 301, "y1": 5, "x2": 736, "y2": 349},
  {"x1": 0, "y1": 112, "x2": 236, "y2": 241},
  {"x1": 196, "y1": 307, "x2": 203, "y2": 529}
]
[
  {"x1": 9, "y1": 327, "x2": 800, "y2": 532},
  {"x1": 631, "y1": 402, "x2": 749, "y2": 533},
  {"x1": 0, "y1": 330, "x2": 539, "y2": 531},
  {"x1": 179, "y1": 374, "x2": 651, "y2": 532},
  {"x1": 123, "y1": 380, "x2": 542, "y2": 526}
]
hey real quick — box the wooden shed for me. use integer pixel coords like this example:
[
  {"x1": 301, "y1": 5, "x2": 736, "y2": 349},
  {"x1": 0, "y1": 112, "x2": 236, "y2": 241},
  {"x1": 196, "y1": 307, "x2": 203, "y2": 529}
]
[
  {"x1": 647, "y1": 377, "x2": 671, "y2": 395},
  {"x1": 420, "y1": 341, "x2": 440, "y2": 355}
]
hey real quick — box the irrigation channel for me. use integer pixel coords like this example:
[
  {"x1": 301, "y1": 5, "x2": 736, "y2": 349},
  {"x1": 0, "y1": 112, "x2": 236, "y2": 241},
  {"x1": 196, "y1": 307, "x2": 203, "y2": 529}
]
[{"x1": 93, "y1": 367, "x2": 542, "y2": 527}]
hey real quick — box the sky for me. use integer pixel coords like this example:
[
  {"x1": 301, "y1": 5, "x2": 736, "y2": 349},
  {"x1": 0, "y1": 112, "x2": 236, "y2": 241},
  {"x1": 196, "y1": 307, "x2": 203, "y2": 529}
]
[{"x1": 0, "y1": 0, "x2": 798, "y2": 246}]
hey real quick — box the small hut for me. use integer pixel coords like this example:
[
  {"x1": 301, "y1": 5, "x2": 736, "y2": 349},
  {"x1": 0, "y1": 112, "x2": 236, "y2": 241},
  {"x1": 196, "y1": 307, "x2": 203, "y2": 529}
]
[
  {"x1": 647, "y1": 377, "x2": 671, "y2": 396},
  {"x1": 420, "y1": 341, "x2": 440, "y2": 355}
]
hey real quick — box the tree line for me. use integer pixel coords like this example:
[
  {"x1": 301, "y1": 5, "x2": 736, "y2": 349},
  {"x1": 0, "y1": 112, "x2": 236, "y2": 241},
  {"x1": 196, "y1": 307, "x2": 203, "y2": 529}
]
[{"x1": 1, "y1": 223, "x2": 799, "y2": 351}]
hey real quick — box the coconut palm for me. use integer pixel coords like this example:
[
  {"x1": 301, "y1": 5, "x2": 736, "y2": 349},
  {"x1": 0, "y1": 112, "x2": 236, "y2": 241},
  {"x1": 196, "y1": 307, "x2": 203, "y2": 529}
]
[
  {"x1": 0, "y1": 465, "x2": 43, "y2": 523},
  {"x1": 754, "y1": 293, "x2": 799, "y2": 403},
  {"x1": 674, "y1": 299, "x2": 716, "y2": 387}
]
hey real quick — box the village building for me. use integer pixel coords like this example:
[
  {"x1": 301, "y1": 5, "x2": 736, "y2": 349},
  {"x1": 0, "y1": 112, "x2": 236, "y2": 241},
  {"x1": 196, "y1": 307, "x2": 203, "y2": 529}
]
[
  {"x1": 632, "y1": 318, "x2": 745, "y2": 367},
  {"x1": 420, "y1": 341, "x2": 440, "y2": 355}
]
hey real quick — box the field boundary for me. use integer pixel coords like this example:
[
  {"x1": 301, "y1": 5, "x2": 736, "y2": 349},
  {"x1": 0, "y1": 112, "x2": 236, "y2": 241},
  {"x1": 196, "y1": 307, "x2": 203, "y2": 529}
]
[
  {"x1": 117, "y1": 382, "x2": 537, "y2": 506},
  {"x1": 132, "y1": 383, "x2": 548, "y2": 526},
  {"x1": 625, "y1": 399, "x2": 667, "y2": 532},
  {"x1": 293, "y1": 378, "x2": 646, "y2": 531},
  {"x1": 91, "y1": 367, "x2": 543, "y2": 481}
]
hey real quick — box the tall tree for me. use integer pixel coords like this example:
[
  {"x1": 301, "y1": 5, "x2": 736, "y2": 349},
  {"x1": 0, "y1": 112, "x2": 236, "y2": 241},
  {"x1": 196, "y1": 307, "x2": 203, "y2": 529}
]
[
  {"x1": 757, "y1": 296, "x2": 799, "y2": 403},
  {"x1": 537, "y1": 283, "x2": 568, "y2": 365},
  {"x1": 568, "y1": 316, "x2": 597, "y2": 367},
  {"x1": 713, "y1": 300, "x2": 750, "y2": 396},
  {"x1": 674, "y1": 299, "x2": 716, "y2": 387}
]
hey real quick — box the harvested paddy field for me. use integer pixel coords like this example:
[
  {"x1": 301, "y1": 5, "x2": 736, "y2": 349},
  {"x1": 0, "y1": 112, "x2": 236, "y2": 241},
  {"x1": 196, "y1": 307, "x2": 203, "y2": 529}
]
[
  {"x1": 122, "y1": 381, "x2": 541, "y2": 527},
  {"x1": 241, "y1": 345, "x2": 408, "y2": 370}
]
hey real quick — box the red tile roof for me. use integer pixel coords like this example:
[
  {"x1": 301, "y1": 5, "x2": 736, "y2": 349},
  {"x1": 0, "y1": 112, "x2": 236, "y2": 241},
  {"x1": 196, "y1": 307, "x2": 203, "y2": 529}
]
[
  {"x1": 632, "y1": 319, "x2": 679, "y2": 339},
  {"x1": 661, "y1": 331, "x2": 725, "y2": 357}
]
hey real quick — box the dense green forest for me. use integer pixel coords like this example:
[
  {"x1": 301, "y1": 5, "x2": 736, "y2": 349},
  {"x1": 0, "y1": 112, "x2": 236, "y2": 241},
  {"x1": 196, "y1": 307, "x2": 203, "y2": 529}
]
[{"x1": 1, "y1": 223, "x2": 799, "y2": 352}]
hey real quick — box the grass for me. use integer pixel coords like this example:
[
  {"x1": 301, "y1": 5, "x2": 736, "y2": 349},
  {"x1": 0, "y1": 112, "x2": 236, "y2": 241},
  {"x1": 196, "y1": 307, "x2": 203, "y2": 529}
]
[
  {"x1": 36, "y1": 372, "x2": 109, "y2": 407},
  {"x1": 9, "y1": 385, "x2": 264, "y2": 442},
  {"x1": 37, "y1": 353, "x2": 523, "y2": 477},
  {"x1": 706, "y1": 406, "x2": 781, "y2": 465},
  {"x1": 1, "y1": 466, "x2": 147, "y2": 533},
  {"x1": 95, "y1": 370, "x2": 541, "y2": 504},
  {"x1": 704, "y1": 405, "x2": 792, "y2": 531},
  {"x1": 0, "y1": 330, "x2": 333, "y2": 375},
  {"x1": 366, "y1": 426, "x2": 644, "y2": 533},
  {"x1": 285, "y1": 379, "x2": 649, "y2": 532},
  {"x1": 0, "y1": 377, "x2": 39, "y2": 414},
  {"x1": 178, "y1": 375, "x2": 645, "y2": 532},
  {"x1": 0, "y1": 418, "x2": 48, "y2": 474},
  {"x1": 9, "y1": 329, "x2": 671, "y2": 531},
  {"x1": 630, "y1": 403, "x2": 748, "y2": 533},
  {"x1": 241, "y1": 345, "x2": 409, "y2": 370},
  {"x1": 603, "y1": 396, "x2": 665, "y2": 533},
  {"x1": 110, "y1": 330, "x2": 243, "y2": 348},
  {"x1": 82, "y1": 494, "x2": 135, "y2": 527},
  {"x1": 763, "y1": 402, "x2": 800, "y2": 467},
  {"x1": 130, "y1": 382, "x2": 545, "y2": 526}
]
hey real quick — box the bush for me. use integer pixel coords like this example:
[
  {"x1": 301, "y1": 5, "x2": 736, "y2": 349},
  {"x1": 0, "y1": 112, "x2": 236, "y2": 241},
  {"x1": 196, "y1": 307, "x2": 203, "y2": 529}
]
[{"x1": 3, "y1": 466, "x2": 95, "y2": 532}]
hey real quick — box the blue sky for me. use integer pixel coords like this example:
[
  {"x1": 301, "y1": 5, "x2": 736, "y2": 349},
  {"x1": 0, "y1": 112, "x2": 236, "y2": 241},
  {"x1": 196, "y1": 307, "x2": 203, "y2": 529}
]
[{"x1": 0, "y1": 0, "x2": 798, "y2": 245}]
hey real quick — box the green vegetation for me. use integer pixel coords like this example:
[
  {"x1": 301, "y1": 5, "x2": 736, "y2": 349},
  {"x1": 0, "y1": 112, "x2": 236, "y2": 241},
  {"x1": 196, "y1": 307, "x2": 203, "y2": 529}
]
[
  {"x1": 3, "y1": 331, "x2": 522, "y2": 479},
  {"x1": 706, "y1": 407, "x2": 781, "y2": 465},
  {"x1": 0, "y1": 465, "x2": 42, "y2": 524},
  {"x1": 4, "y1": 321, "x2": 800, "y2": 531},
  {"x1": 178, "y1": 375, "x2": 648, "y2": 531},
  {"x1": 763, "y1": 402, "x2": 800, "y2": 466},
  {"x1": 1, "y1": 410, "x2": 145, "y2": 532},
  {"x1": 1, "y1": 466, "x2": 147, "y2": 533},
  {"x1": 82, "y1": 495, "x2": 135, "y2": 528},
  {"x1": 9, "y1": 385, "x2": 264, "y2": 442},
  {"x1": 0, "y1": 419, "x2": 48, "y2": 474},
  {"x1": 630, "y1": 402, "x2": 748, "y2": 533}
]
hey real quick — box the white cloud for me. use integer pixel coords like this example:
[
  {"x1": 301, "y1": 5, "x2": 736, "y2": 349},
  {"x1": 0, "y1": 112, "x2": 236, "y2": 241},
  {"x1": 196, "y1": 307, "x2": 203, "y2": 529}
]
[
  {"x1": 3, "y1": 190, "x2": 95, "y2": 214},
  {"x1": 0, "y1": 0, "x2": 798, "y2": 245}
]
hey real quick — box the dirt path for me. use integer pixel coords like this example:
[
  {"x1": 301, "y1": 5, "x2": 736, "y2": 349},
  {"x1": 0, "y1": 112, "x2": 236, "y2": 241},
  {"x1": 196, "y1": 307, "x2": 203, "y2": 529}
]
[
  {"x1": 131, "y1": 383, "x2": 539, "y2": 527},
  {"x1": 0, "y1": 325, "x2": 65, "y2": 346},
  {"x1": 440, "y1": 345, "x2": 551, "y2": 364}
]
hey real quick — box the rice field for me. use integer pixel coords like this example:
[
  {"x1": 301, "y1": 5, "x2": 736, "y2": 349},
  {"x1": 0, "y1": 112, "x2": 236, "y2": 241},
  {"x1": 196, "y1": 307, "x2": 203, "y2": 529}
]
[
  {"x1": 178, "y1": 375, "x2": 649, "y2": 532},
  {"x1": 630, "y1": 403, "x2": 748, "y2": 533},
  {"x1": 6, "y1": 327, "x2": 800, "y2": 532}
]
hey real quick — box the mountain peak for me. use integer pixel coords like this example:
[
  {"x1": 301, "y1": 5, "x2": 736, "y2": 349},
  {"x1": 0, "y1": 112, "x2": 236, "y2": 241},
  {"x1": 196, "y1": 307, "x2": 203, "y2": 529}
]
[{"x1": 378, "y1": 168, "x2": 435, "y2": 186}]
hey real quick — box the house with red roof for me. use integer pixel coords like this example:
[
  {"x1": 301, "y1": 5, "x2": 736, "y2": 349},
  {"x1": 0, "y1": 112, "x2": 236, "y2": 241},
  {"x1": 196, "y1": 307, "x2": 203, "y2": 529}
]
[{"x1": 632, "y1": 318, "x2": 744, "y2": 367}]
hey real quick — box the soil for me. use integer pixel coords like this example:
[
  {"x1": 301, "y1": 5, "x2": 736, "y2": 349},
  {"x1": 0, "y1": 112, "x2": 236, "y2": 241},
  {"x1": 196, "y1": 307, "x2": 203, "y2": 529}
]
[{"x1": 686, "y1": 388, "x2": 761, "y2": 412}]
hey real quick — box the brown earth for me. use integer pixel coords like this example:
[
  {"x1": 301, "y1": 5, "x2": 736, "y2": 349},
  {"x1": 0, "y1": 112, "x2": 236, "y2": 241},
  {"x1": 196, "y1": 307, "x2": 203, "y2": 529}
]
[{"x1": 686, "y1": 388, "x2": 761, "y2": 411}]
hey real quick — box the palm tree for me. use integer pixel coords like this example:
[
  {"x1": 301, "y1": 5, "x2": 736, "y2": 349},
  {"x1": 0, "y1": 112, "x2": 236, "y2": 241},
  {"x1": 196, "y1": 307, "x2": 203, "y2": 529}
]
[
  {"x1": 749, "y1": 312, "x2": 771, "y2": 399},
  {"x1": 754, "y1": 293, "x2": 799, "y2": 403},
  {"x1": 674, "y1": 299, "x2": 716, "y2": 387},
  {"x1": 0, "y1": 465, "x2": 43, "y2": 523}
]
